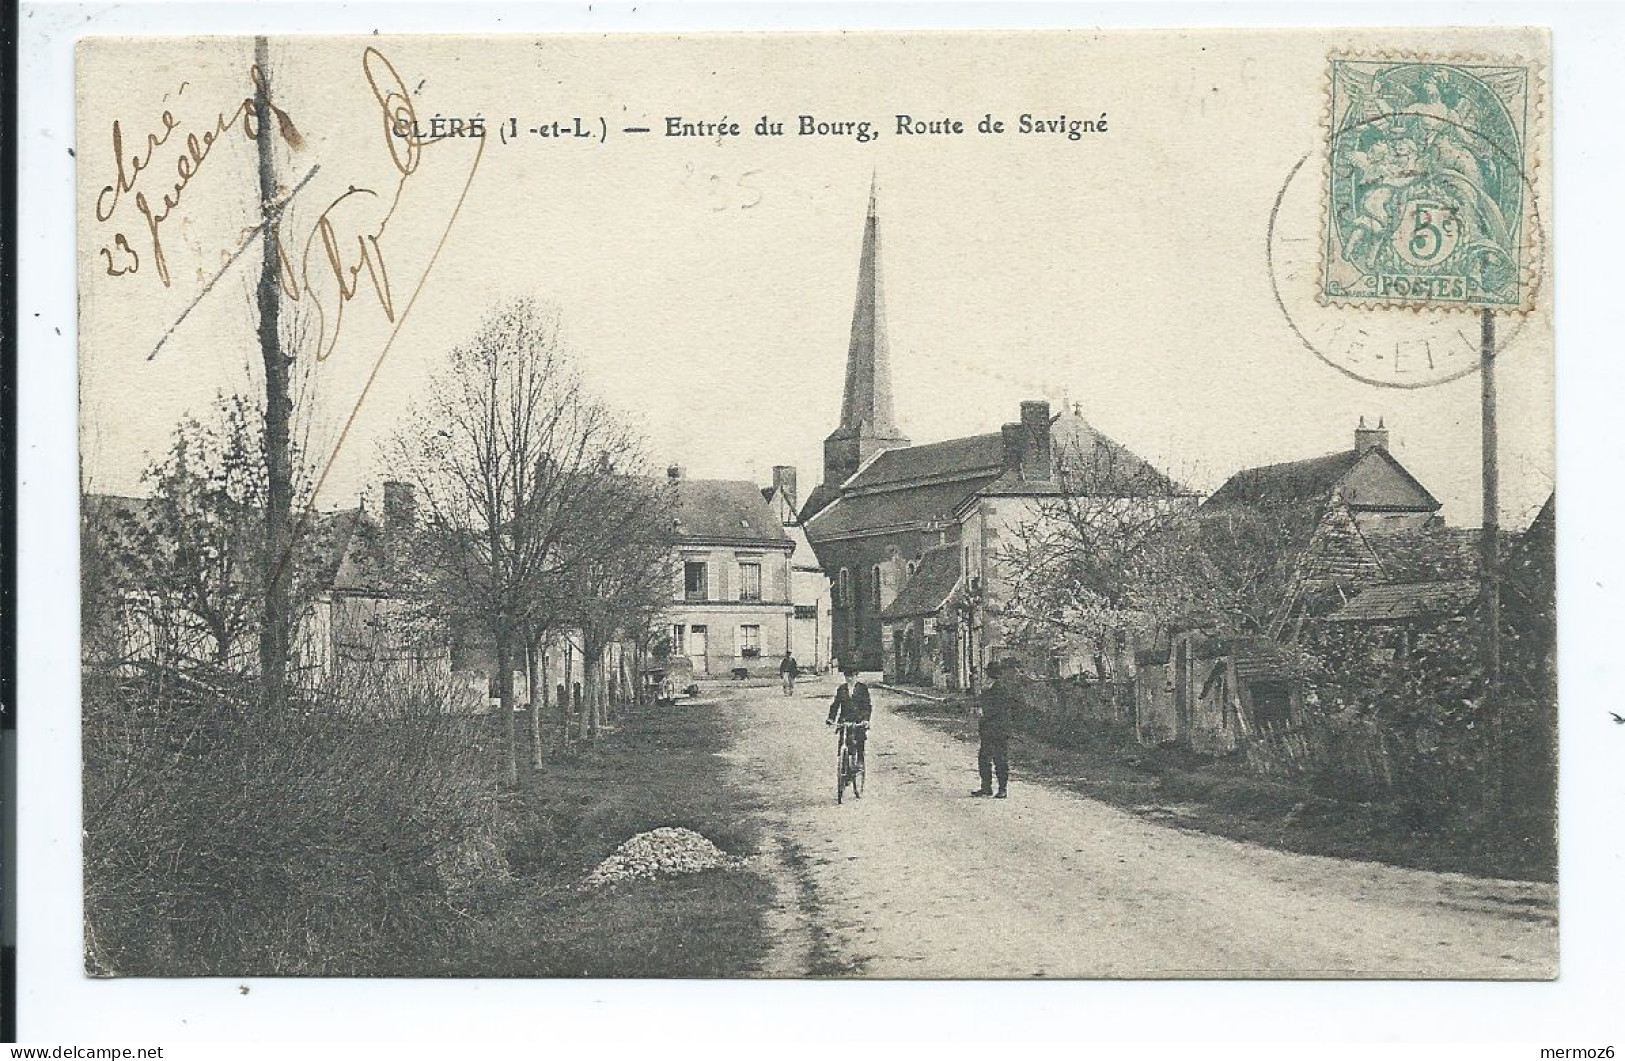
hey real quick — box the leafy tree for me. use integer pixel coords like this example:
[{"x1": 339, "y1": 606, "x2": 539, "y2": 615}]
[{"x1": 994, "y1": 436, "x2": 1200, "y2": 676}]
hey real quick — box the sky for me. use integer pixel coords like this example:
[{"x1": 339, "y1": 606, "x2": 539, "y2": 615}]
[{"x1": 77, "y1": 28, "x2": 1554, "y2": 529}]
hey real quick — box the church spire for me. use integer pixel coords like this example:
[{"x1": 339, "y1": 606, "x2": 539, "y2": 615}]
[
  {"x1": 838, "y1": 172, "x2": 899, "y2": 435},
  {"x1": 822, "y1": 175, "x2": 910, "y2": 492}
]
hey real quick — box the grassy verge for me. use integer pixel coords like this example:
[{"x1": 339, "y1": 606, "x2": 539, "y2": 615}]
[
  {"x1": 887, "y1": 693, "x2": 1554, "y2": 883},
  {"x1": 450, "y1": 697, "x2": 775, "y2": 977}
]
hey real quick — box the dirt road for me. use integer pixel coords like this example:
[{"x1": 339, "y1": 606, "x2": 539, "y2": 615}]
[{"x1": 716, "y1": 678, "x2": 1556, "y2": 979}]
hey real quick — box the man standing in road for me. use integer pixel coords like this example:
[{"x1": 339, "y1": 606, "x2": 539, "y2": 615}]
[
  {"x1": 779, "y1": 650, "x2": 800, "y2": 697},
  {"x1": 972, "y1": 660, "x2": 1016, "y2": 798}
]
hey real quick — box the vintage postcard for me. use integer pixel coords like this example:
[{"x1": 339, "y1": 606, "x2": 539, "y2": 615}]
[{"x1": 76, "y1": 28, "x2": 1556, "y2": 980}]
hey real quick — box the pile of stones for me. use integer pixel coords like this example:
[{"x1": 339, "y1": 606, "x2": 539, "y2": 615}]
[{"x1": 580, "y1": 826, "x2": 740, "y2": 890}]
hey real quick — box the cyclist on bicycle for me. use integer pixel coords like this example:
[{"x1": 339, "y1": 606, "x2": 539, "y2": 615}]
[{"x1": 825, "y1": 663, "x2": 872, "y2": 764}]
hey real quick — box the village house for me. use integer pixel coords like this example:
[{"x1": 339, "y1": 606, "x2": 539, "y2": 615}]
[
  {"x1": 663, "y1": 467, "x2": 798, "y2": 678},
  {"x1": 82, "y1": 482, "x2": 456, "y2": 694},
  {"x1": 1198, "y1": 419, "x2": 1446, "y2": 635}
]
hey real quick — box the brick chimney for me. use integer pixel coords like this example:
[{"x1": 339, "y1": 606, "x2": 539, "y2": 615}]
[
  {"x1": 382, "y1": 480, "x2": 415, "y2": 535},
  {"x1": 1001, "y1": 423, "x2": 1026, "y2": 472},
  {"x1": 1354, "y1": 416, "x2": 1389, "y2": 455},
  {"x1": 1003, "y1": 401, "x2": 1054, "y2": 480},
  {"x1": 1020, "y1": 400, "x2": 1053, "y2": 481},
  {"x1": 771, "y1": 465, "x2": 798, "y2": 515}
]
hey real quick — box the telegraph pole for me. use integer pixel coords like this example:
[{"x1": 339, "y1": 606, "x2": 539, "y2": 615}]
[
  {"x1": 255, "y1": 34, "x2": 293, "y2": 714},
  {"x1": 1480, "y1": 308, "x2": 1502, "y2": 806}
]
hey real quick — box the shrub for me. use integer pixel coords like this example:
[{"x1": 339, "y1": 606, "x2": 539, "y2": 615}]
[{"x1": 83, "y1": 664, "x2": 514, "y2": 976}]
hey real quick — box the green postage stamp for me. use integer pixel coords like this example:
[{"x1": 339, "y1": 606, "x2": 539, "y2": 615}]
[{"x1": 1322, "y1": 54, "x2": 1537, "y2": 311}]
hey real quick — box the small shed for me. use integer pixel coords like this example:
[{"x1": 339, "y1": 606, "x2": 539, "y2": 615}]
[{"x1": 1132, "y1": 632, "x2": 1306, "y2": 754}]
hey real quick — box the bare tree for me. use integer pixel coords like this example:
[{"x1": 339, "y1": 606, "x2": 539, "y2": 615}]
[
  {"x1": 557, "y1": 474, "x2": 674, "y2": 739},
  {"x1": 388, "y1": 299, "x2": 651, "y2": 784},
  {"x1": 1190, "y1": 502, "x2": 1323, "y2": 636}
]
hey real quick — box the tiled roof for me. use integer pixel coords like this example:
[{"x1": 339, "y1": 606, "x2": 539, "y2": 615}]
[
  {"x1": 880, "y1": 543, "x2": 963, "y2": 620},
  {"x1": 1203, "y1": 450, "x2": 1367, "y2": 508},
  {"x1": 1324, "y1": 579, "x2": 1480, "y2": 623},
  {"x1": 670, "y1": 479, "x2": 790, "y2": 544},
  {"x1": 1228, "y1": 640, "x2": 1306, "y2": 680},
  {"x1": 1365, "y1": 526, "x2": 1482, "y2": 582}
]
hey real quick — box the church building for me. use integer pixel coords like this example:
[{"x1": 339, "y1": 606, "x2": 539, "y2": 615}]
[{"x1": 801, "y1": 183, "x2": 1179, "y2": 684}]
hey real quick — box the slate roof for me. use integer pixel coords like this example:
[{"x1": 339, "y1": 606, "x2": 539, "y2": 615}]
[
  {"x1": 1203, "y1": 450, "x2": 1368, "y2": 508},
  {"x1": 880, "y1": 544, "x2": 963, "y2": 620},
  {"x1": 83, "y1": 492, "x2": 378, "y2": 594},
  {"x1": 844, "y1": 433, "x2": 1006, "y2": 492},
  {"x1": 324, "y1": 509, "x2": 389, "y2": 592},
  {"x1": 1323, "y1": 579, "x2": 1480, "y2": 623},
  {"x1": 797, "y1": 482, "x2": 839, "y2": 524},
  {"x1": 1048, "y1": 415, "x2": 1188, "y2": 495},
  {"x1": 1203, "y1": 446, "x2": 1439, "y2": 513},
  {"x1": 670, "y1": 479, "x2": 791, "y2": 545},
  {"x1": 807, "y1": 476, "x2": 999, "y2": 540},
  {"x1": 809, "y1": 412, "x2": 1181, "y2": 541}
]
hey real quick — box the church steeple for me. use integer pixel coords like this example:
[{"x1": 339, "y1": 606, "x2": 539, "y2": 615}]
[{"x1": 823, "y1": 175, "x2": 910, "y2": 490}]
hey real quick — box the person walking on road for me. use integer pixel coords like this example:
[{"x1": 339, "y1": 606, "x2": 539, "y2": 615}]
[
  {"x1": 971, "y1": 660, "x2": 1016, "y2": 798},
  {"x1": 779, "y1": 650, "x2": 800, "y2": 697}
]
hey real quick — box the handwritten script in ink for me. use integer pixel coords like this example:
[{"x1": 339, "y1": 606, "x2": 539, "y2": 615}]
[{"x1": 94, "y1": 66, "x2": 304, "y2": 287}]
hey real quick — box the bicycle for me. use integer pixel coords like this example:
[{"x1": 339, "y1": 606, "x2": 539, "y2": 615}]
[{"x1": 835, "y1": 720, "x2": 868, "y2": 803}]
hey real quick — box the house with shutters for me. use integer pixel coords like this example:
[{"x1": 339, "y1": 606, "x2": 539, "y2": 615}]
[{"x1": 663, "y1": 468, "x2": 798, "y2": 678}]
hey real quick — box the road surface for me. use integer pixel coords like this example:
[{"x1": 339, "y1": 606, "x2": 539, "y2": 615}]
[{"x1": 712, "y1": 677, "x2": 1557, "y2": 979}]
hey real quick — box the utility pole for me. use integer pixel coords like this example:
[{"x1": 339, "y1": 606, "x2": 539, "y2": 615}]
[
  {"x1": 255, "y1": 34, "x2": 294, "y2": 714},
  {"x1": 1480, "y1": 308, "x2": 1502, "y2": 807}
]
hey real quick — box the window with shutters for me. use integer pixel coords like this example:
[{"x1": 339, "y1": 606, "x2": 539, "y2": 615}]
[{"x1": 738, "y1": 562, "x2": 761, "y2": 602}]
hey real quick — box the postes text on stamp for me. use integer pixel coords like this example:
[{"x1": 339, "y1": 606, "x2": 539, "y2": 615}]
[{"x1": 1322, "y1": 54, "x2": 1535, "y2": 311}]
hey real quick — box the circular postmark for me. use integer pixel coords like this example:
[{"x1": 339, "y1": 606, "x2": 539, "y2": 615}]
[{"x1": 1267, "y1": 135, "x2": 1545, "y2": 389}]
